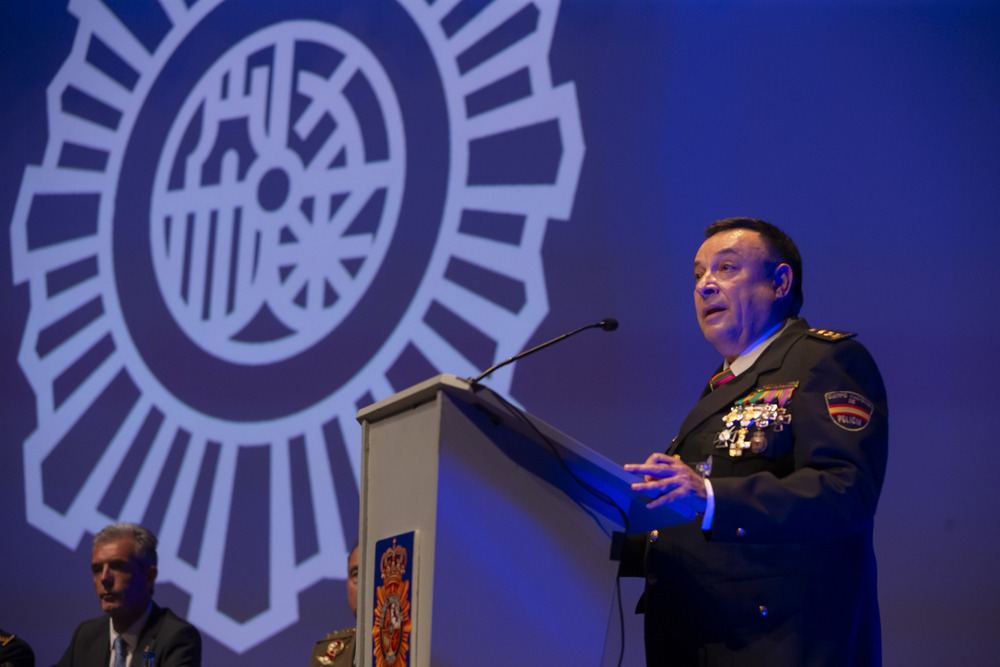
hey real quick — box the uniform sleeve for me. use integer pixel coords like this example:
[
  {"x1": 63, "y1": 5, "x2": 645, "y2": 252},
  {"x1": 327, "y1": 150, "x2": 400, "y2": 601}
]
[{"x1": 708, "y1": 339, "x2": 888, "y2": 544}]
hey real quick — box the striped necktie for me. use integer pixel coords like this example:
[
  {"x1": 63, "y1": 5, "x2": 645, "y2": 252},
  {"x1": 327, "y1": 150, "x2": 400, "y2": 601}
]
[
  {"x1": 113, "y1": 636, "x2": 128, "y2": 667},
  {"x1": 709, "y1": 368, "x2": 735, "y2": 390}
]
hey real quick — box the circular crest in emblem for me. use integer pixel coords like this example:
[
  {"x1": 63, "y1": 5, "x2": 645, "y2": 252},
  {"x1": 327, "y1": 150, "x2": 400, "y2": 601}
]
[{"x1": 148, "y1": 22, "x2": 404, "y2": 367}]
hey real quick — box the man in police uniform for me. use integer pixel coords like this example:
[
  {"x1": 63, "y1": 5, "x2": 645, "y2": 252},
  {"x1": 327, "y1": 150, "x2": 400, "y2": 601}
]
[
  {"x1": 0, "y1": 627, "x2": 35, "y2": 667},
  {"x1": 622, "y1": 218, "x2": 887, "y2": 665},
  {"x1": 309, "y1": 544, "x2": 358, "y2": 667}
]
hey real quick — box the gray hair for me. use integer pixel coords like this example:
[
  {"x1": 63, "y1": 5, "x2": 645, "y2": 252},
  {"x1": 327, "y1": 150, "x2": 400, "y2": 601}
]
[{"x1": 94, "y1": 522, "x2": 158, "y2": 568}]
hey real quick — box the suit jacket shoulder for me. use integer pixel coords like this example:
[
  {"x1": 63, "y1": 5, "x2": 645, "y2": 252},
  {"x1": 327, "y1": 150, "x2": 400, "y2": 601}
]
[
  {"x1": 55, "y1": 615, "x2": 109, "y2": 667},
  {"x1": 55, "y1": 605, "x2": 200, "y2": 667},
  {"x1": 137, "y1": 605, "x2": 201, "y2": 667}
]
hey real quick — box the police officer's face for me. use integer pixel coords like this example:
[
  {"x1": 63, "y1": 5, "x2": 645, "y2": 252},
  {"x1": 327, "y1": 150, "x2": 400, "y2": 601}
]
[
  {"x1": 347, "y1": 546, "x2": 359, "y2": 618},
  {"x1": 693, "y1": 229, "x2": 791, "y2": 360},
  {"x1": 91, "y1": 537, "x2": 156, "y2": 623}
]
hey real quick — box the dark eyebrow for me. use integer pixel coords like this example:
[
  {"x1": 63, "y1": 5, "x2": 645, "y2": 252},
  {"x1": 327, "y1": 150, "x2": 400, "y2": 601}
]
[
  {"x1": 91, "y1": 558, "x2": 129, "y2": 571},
  {"x1": 694, "y1": 248, "x2": 740, "y2": 268}
]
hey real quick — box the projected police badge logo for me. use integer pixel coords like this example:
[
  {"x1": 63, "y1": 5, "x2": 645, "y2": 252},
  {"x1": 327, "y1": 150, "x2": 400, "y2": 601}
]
[{"x1": 11, "y1": 0, "x2": 582, "y2": 654}]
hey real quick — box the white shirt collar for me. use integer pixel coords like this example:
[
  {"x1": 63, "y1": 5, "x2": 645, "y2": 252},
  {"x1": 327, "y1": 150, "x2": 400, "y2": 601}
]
[
  {"x1": 726, "y1": 318, "x2": 793, "y2": 377},
  {"x1": 108, "y1": 603, "x2": 152, "y2": 667}
]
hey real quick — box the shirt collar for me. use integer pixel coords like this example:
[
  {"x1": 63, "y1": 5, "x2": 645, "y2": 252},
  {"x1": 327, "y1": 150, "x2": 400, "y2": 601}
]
[
  {"x1": 726, "y1": 318, "x2": 793, "y2": 377},
  {"x1": 108, "y1": 602, "x2": 152, "y2": 661}
]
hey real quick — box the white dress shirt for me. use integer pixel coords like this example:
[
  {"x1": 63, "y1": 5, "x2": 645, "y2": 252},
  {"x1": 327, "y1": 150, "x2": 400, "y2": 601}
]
[{"x1": 107, "y1": 603, "x2": 152, "y2": 667}]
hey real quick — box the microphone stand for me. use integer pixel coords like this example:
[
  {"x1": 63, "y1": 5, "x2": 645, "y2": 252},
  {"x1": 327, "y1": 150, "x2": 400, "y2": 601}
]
[{"x1": 467, "y1": 318, "x2": 618, "y2": 386}]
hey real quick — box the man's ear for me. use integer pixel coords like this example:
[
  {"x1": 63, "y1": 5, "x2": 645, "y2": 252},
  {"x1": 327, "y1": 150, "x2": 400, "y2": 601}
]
[
  {"x1": 146, "y1": 564, "x2": 158, "y2": 596},
  {"x1": 774, "y1": 263, "x2": 793, "y2": 298}
]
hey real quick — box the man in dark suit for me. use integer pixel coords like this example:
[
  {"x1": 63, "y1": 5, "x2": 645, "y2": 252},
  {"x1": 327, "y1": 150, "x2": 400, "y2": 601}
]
[
  {"x1": 55, "y1": 522, "x2": 201, "y2": 667},
  {"x1": 622, "y1": 218, "x2": 887, "y2": 665}
]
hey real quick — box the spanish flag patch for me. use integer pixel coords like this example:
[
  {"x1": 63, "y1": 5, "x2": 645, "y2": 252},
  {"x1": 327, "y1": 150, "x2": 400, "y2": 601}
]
[{"x1": 824, "y1": 391, "x2": 873, "y2": 431}]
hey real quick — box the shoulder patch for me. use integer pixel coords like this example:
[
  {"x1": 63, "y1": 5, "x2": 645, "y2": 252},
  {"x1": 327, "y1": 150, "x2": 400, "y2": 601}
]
[
  {"x1": 825, "y1": 391, "x2": 873, "y2": 430},
  {"x1": 808, "y1": 328, "x2": 857, "y2": 341}
]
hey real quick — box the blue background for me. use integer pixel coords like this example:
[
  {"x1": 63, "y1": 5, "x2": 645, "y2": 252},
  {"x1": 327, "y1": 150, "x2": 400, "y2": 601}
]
[{"x1": 3, "y1": 0, "x2": 999, "y2": 664}]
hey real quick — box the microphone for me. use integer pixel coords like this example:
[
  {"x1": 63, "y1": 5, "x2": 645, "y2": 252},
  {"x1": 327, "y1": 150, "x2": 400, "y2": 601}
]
[{"x1": 467, "y1": 318, "x2": 619, "y2": 385}]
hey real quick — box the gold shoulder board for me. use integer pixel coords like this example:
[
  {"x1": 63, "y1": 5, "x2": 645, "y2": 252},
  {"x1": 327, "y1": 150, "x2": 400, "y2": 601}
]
[{"x1": 808, "y1": 328, "x2": 857, "y2": 341}]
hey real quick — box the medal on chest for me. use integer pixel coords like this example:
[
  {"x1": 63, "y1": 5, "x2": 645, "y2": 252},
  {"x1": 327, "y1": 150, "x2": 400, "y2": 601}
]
[
  {"x1": 317, "y1": 639, "x2": 347, "y2": 665},
  {"x1": 717, "y1": 382, "x2": 797, "y2": 457}
]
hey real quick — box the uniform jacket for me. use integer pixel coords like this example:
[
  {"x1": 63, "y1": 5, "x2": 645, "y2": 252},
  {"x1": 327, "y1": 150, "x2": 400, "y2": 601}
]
[
  {"x1": 0, "y1": 628, "x2": 35, "y2": 667},
  {"x1": 54, "y1": 604, "x2": 200, "y2": 667},
  {"x1": 621, "y1": 318, "x2": 888, "y2": 666},
  {"x1": 309, "y1": 628, "x2": 356, "y2": 667}
]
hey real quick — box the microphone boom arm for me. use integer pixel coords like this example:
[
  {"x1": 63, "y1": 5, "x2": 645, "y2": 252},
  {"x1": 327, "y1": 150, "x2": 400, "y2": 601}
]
[{"x1": 467, "y1": 318, "x2": 618, "y2": 385}]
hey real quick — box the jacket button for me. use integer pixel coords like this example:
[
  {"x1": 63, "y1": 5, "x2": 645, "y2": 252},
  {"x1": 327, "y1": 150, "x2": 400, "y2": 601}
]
[
  {"x1": 646, "y1": 574, "x2": 658, "y2": 586},
  {"x1": 736, "y1": 527, "x2": 746, "y2": 536},
  {"x1": 648, "y1": 530, "x2": 659, "y2": 543}
]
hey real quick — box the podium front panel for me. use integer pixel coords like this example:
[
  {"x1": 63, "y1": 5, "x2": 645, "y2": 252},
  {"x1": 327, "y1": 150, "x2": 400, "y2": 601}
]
[{"x1": 359, "y1": 382, "x2": 624, "y2": 665}]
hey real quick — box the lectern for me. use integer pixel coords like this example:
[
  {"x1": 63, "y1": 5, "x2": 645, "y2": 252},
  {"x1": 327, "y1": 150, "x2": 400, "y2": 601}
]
[{"x1": 356, "y1": 374, "x2": 687, "y2": 666}]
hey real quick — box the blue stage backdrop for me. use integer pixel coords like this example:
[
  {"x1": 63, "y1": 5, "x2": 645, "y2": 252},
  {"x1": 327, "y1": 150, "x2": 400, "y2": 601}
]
[{"x1": 2, "y1": 1, "x2": 998, "y2": 665}]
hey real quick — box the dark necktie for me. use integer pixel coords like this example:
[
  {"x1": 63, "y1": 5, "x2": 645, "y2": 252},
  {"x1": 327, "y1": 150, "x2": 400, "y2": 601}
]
[
  {"x1": 113, "y1": 636, "x2": 128, "y2": 667},
  {"x1": 709, "y1": 368, "x2": 735, "y2": 390}
]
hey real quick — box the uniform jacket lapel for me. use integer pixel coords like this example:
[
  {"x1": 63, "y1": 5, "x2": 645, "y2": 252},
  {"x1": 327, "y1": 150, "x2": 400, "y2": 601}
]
[{"x1": 669, "y1": 318, "x2": 810, "y2": 453}]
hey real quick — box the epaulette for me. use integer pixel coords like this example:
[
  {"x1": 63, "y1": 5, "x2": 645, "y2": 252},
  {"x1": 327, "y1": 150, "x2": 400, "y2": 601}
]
[
  {"x1": 322, "y1": 627, "x2": 356, "y2": 641},
  {"x1": 808, "y1": 328, "x2": 856, "y2": 341}
]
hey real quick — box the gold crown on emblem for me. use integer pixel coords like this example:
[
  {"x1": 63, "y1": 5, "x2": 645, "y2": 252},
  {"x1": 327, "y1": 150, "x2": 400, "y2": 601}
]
[{"x1": 379, "y1": 539, "x2": 408, "y2": 585}]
